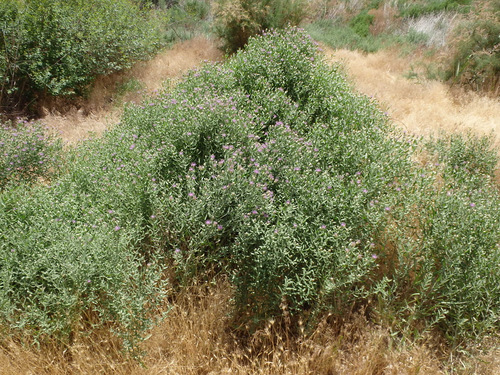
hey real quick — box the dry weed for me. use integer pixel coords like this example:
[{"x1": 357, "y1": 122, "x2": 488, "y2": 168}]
[
  {"x1": 323, "y1": 46, "x2": 500, "y2": 152},
  {"x1": 6, "y1": 279, "x2": 496, "y2": 374}
]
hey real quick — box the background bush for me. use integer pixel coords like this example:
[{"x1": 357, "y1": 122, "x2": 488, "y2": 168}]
[
  {"x1": 447, "y1": 0, "x2": 500, "y2": 94},
  {"x1": 213, "y1": 0, "x2": 308, "y2": 53},
  {"x1": 0, "y1": 0, "x2": 166, "y2": 115}
]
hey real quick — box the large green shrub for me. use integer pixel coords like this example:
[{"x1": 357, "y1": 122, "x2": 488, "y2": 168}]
[
  {"x1": 1, "y1": 27, "x2": 498, "y2": 352},
  {"x1": 118, "y1": 28, "x2": 415, "y2": 324},
  {"x1": 0, "y1": 0, "x2": 165, "y2": 114},
  {"x1": 125, "y1": 27, "x2": 499, "y2": 340}
]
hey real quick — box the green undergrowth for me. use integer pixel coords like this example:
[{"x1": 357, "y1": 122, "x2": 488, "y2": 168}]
[
  {"x1": 447, "y1": 0, "x2": 500, "y2": 93},
  {"x1": 0, "y1": 28, "x2": 499, "y2": 355},
  {"x1": 0, "y1": 0, "x2": 203, "y2": 116},
  {"x1": 159, "y1": 0, "x2": 213, "y2": 44},
  {"x1": 0, "y1": 119, "x2": 62, "y2": 190},
  {"x1": 305, "y1": 19, "x2": 404, "y2": 53},
  {"x1": 398, "y1": 0, "x2": 473, "y2": 18}
]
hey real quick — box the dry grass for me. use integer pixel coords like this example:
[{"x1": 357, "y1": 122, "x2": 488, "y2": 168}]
[
  {"x1": 41, "y1": 37, "x2": 223, "y2": 145},
  {"x1": 323, "y1": 47, "x2": 500, "y2": 150},
  {"x1": 2, "y1": 278, "x2": 498, "y2": 374}
]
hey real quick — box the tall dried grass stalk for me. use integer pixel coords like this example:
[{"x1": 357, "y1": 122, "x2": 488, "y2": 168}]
[{"x1": 3, "y1": 278, "x2": 498, "y2": 374}]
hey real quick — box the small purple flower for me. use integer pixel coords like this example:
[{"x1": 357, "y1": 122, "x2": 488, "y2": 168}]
[
  {"x1": 320, "y1": 225, "x2": 326, "y2": 229},
  {"x1": 385, "y1": 207, "x2": 391, "y2": 211},
  {"x1": 341, "y1": 222, "x2": 346, "y2": 227},
  {"x1": 175, "y1": 248, "x2": 181, "y2": 253},
  {"x1": 372, "y1": 254, "x2": 378, "y2": 259},
  {"x1": 205, "y1": 220, "x2": 212, "y2": 225},
  {"x1": 114, "y1": 226, "x2": 121, "y2": 231},
  {"x1": 217, "y1": 225, "x2": 223, "y2": 230},
  {"x1": 470, "y1": 203, "x2": 476, "y2": 207},
  {"x1": 129, "y1": 144, "x2": 135, "y2": 150},
  {"x1": 151, "y1": 215, "x2": 156, "y2": 219}
]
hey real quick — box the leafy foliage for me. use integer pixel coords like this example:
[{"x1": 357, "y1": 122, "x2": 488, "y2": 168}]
[
  {"x1": 378, "y1": 133, "x2": 500, "y2": 341},
  {"x1": 0, "y1": 27, "x2": 499, "y2": 353},
  {"x1": 0, "y1": 119, "x2": 62, "y2": 190},
  {"x1": 349, "y1": 10, "x2": 375, "y2": 37},
  {"x1": 447, "y1": 0, "x2": 500, "y2": 93},
  {"x1": 0, "y1": 0, "x2": 166, "y2": 114}
]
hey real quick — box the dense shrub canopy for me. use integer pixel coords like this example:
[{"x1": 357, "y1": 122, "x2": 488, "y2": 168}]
[
  {"x1": 1, "y1": 28, "x2": 499, "y2": 352},
  {"x1": 0, "y1": 0, "x2": 165, "y2": 114}
]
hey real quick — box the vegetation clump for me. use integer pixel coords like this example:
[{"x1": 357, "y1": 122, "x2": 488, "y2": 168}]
[
  {"x1": 0, "y1": 119, "x2": 61, "y2": 190},
  {"x1": 0, "y1": 27, "x2": 499, "y2": 356},
  {"x1": 447, "y1": 0, "x2": 500, "y2": 94},
  {"x1": 0, "y1": 0, "x2": 166, "y2": 115},
  {"x1": 213, "y1": 0, "x2": 308, "y2": 53}
]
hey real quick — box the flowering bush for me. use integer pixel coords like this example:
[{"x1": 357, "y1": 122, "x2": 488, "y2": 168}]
[
  {"x1": 0, "y1": 27, "x2": 498, "y2": 351},
  {"x1": 0, "y1": 119, "x2": 62, "y2": 190}
]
